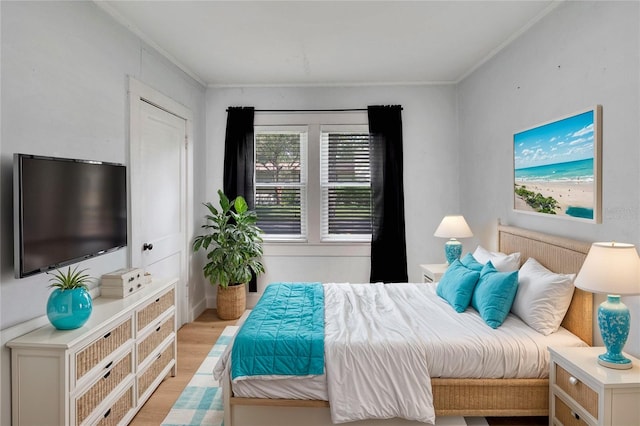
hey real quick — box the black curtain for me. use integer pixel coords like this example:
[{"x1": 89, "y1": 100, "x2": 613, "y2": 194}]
[
  {"x1": 368, "y1": 105, "x2": 408, "y2": 283},
  {"x1": 223, "y1": 106, "x2": 257, "y2": 291},
  {"x1": 223, "y1": 107, "x2": 255, "y2": 208}
]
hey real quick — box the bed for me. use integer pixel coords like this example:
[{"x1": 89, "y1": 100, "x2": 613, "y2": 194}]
[{"x1": 216, "y1": 225, "x2": 593, "y2": 425}]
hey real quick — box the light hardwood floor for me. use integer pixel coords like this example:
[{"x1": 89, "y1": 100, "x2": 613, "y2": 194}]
[{"x1": 130, "y1": 309, "x2": 547, "y2": 426}]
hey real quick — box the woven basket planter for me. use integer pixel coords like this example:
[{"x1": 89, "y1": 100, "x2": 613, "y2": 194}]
[{"x1": 217, "y1": 283, "x2": 246, "y2": 320}]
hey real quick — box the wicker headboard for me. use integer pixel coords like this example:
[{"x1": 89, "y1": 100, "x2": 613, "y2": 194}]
[{"x1": 497, "y1": 225, "x2": 593, "y2": 345}]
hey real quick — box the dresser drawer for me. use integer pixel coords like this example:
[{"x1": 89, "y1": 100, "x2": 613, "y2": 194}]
[
  {"x1": 75, "y1": 317, "x2": 133, "y2": 382},
  {"x1": 137, "y1": 313, "x2": 175, "y2": 366},
  {"x1": 75, "y1": 351, "x2": 133, "y2": 425},
  {"x1": 137, "y1": 340, "x2": 175, "y2": 399},
  {"x1": 555, "y1": 364, "x2": 598, "y2": 419},
  {"x1": 95, "y1": 384, "x2": 134, "y2": 426},
  {"x1": 137, "y1": 288, "x2": 175, "y2": 332},
  {"x1": 554, "y1": 395, "x2": 591, "y2": 426}
]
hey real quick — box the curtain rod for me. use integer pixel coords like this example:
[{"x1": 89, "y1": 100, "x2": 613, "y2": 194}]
[{"x1": 225, "y1": 107, "x2": 403, "y2": 113}]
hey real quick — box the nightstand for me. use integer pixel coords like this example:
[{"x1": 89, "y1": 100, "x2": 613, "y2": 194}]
[
  {"x1": 549, "y1": 346, "x2": 640, "y2": 426},
  {"x1": 419, "y1": 263, "x2": 448, "y2": 283}
]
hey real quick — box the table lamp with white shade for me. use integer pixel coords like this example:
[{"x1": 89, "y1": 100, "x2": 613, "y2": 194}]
[
  {"x1": 433, "y1": 215, "x2": 473, "y2": 264},
  {"x1": 574, "y1": 242, "x2": 640, "y2": 370}
]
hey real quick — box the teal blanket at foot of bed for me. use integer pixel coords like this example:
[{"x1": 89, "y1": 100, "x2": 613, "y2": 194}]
[{"x1": 231, "y1": 282, "x2": 325, "y2": 380}]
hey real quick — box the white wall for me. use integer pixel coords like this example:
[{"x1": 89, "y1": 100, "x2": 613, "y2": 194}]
[
  {"x1": 457, "y1": 1, "x2": 640, "y2": 356},
  {"x1": 0, "y1": 1, "x2": 206, "y2": 423},
  {"x1": 203, "y1": 85, "x2": 459, "y2": 307}
]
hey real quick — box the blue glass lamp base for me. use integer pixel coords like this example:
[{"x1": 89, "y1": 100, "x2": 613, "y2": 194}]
[
  {"x1": 597, "y1": 295, "x2": 632, "y2": 370},
  {"x1": 444, "y1": 239, "x2": 463, "y2": 265}
]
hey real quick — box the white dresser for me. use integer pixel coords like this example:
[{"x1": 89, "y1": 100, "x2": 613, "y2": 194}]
[{"x1": 8, "y1": 278, "x2": 178, "y2": 426}]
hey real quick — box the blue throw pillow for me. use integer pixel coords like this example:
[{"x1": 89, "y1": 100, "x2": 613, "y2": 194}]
[
  {"x1": 471, "y1": 261, "x2": 519, "y2": 328},
  {"x1": 460, "y1": 253, "x2": 483, "y2": 271},
  {"x1": 436, "y1": 260, "x2": 481, "y2": 312}
]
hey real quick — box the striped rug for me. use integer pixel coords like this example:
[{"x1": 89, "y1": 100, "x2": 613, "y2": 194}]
[
  {"x1": 161, "y1": 325, "x2": 488, "y2": 426},
  {"x1": 161, "y1": 326, "x2": 238, "y2": 426}
]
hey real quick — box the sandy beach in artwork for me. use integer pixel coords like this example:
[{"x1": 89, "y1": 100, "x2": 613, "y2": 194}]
[{"x1": 514, "y1": 179, "x2": 594, "y2": 217}]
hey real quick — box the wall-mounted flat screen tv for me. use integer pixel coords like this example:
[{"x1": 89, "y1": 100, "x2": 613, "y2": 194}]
[{"x1": 14, "y1": 154, "x2": 127, "y2": 278}]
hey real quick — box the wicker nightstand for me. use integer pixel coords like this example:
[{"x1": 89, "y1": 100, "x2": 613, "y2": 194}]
[{"x1": 549, "y1": 346, "x2": 640, "y2": 426}]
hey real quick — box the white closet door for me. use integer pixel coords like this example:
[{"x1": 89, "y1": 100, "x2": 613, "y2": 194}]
[{"x1": 130, "y1": 91, "x2": 189, "y2": 327}]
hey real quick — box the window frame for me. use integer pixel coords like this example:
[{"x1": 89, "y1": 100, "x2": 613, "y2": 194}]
[{"x1": 253, "y1": 111, "x2": 371, "y2": 246}]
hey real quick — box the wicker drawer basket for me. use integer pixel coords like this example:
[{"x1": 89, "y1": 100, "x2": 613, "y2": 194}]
[
  {"x1": 555, "y1": 364, "x2": 598, "y2": 418},
  {"x1": 137, "y1": 313, "x2": 175, "y2": 366},
  {"x1": 137, "y1": 288, "x2": 175, "y2": 332},
  {"x1": 554, "y1": 395, "x2": 590, "y2": 426},
  {"x1": 95, "y1": 385, "x2": 134, "y2": 426},
  {"x1": 75, "y1": 317, "x2": 133, "y2": 382},
  {"x1": 75, "y1": 351, "x2": 133, "y2": 425},
  {"x1": 137, "y1": 340, "x2": 175, "y2": 399}
]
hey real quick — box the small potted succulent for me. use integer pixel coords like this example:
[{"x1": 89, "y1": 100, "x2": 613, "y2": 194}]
[{"x1": 46, "y1": 266, "x2": 93, "y2": 330}]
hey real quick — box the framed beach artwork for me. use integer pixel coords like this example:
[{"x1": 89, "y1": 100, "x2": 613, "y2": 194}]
[{"x1": 513, "y1": 105, "x2": 602, "y2": 223}]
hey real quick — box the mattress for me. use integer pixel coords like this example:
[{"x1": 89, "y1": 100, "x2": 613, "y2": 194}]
[{"x1": 221, "y1": 282, "x2": 587, "y2": 401}]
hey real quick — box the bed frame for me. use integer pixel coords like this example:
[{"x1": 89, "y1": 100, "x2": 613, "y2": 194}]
[{"x1": 222, "y1": 225, "x2": 593, "y2": 425}]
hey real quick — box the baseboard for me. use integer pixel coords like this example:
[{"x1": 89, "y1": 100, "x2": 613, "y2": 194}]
[{"x1": 190, "y1": 297, "x2": 207, "y2": 322}]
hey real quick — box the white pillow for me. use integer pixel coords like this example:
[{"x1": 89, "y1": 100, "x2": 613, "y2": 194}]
[
  {"x1": 472, "y1": 245, "x2": 521, "y2": 272},
  {"x1": 511, "y1": 257, "x2": 575, "y2": 335}
]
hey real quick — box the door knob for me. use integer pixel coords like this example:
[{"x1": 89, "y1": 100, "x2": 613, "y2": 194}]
[{"x1": 143, "y1": 243, "x2": 154, "y2": 251}]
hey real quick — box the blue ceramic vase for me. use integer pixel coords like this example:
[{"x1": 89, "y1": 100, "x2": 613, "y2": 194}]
[{"x1": 46, "y1": 288, "x2": 93, "y2": 330}]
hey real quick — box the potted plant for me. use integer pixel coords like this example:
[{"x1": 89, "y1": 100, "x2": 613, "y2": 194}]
[
  {"x1": 46, "y1": 266, "x2": 93, "y2": 330},
  {"x1": 193, "y1": 190, "x2": 265, "y2": 320}
]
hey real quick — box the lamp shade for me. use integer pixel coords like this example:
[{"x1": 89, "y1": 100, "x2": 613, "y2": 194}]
[
  {"x1": 574, "y1": 242, "x2": 640, "y2": 295},
  {"x1": 434, "y1": 215, "x2": 473, "y2": 239}
]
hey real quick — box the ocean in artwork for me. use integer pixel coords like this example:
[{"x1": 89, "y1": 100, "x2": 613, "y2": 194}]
[
  {"x1": 514, "y1": 158, "x2": 595, "y2": 219},
  {"x1": 514, "y1": 158, "x2": 594, "y2": 183}
]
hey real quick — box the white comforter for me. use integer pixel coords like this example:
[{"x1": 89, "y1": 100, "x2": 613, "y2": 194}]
[{"x1": 324, "y1": 283, "x2": 435, "y2": 424}]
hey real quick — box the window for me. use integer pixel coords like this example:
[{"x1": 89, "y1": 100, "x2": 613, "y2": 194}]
[
  {"x1": 254, "y1": 113, "x2": 371, "y2": 243},
  {"x1": 320, "y1": 127, "x2": 372, "y2": 241},
  {"x1": 254, "y1": 127, "x2": 307, "y2": 239}
]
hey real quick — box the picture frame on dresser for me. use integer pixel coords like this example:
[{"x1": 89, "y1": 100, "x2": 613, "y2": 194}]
[{"x1": 513, "y1": 105, "x2": 602, "y2": 223}]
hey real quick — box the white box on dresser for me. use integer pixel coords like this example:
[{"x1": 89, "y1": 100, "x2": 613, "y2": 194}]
[
  {"x1": 549, "y1": 346, "x2": 640, "y2": 426},
  {"x1": 101, "y1": 267, "x2": 146, "y2": 298},
  {"x1": 7, "y1": 278, "x2": 178, "y2": 426}
]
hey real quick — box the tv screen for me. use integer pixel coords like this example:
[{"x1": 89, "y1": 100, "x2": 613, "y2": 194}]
[{"x1": 14, "y1": 154, "x2": 127, "y2": 278}]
